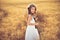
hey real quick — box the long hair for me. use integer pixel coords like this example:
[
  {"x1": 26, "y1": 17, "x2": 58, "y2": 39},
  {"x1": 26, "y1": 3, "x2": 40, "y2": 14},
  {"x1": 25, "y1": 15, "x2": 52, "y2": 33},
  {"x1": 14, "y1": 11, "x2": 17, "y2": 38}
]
[
  {"x1": 28, "y1": 4, "x2": 36, "y2": 15},
  {"x1": 27, "y1": 4, "x2": 37, "y2": 21}
]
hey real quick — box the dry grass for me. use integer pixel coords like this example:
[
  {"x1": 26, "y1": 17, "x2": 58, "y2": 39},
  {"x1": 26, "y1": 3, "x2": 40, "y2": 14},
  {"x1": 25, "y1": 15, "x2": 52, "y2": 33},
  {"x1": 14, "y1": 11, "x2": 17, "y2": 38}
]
[{"x1": 0, "y1": 0, "x2": 60, "y2": 40}]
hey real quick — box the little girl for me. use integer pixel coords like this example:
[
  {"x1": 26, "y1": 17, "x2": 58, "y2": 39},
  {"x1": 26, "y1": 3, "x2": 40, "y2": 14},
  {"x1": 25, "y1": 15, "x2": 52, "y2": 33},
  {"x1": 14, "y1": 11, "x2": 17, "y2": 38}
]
[{"x1": 25, "y1": 4, "x2": 40, "y2": 40}]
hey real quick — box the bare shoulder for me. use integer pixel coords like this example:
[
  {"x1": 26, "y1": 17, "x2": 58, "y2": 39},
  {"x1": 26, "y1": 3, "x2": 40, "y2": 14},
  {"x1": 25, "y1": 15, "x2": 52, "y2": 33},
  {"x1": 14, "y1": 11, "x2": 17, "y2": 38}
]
[
  {"x1": 28, "y1": 14, "x2": 32, "y2": 18},
  {"x1": 28, "y1": 14, "x2": 32, "y2": 20}
]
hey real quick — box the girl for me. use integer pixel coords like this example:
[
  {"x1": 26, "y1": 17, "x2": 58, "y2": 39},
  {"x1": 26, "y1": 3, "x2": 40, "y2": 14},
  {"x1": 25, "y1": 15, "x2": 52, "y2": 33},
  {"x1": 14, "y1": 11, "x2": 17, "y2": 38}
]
[{"x1": 25, "y1": 4, "x2": 40, "y2": 40}]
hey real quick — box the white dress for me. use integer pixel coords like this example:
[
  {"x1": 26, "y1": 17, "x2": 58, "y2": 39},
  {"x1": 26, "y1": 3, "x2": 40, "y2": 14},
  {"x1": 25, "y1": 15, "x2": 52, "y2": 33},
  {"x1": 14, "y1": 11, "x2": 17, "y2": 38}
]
[{"x1": 25, "y1": 16, "x2": 40, "y2": 40}]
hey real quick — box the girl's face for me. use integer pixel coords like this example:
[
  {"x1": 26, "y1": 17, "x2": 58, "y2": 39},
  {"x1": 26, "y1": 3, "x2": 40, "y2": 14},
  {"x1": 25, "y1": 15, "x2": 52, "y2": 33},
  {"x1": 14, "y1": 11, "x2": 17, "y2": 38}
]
[{"x1": 31, "y1": 7, "x2": 36, "y2": 14}]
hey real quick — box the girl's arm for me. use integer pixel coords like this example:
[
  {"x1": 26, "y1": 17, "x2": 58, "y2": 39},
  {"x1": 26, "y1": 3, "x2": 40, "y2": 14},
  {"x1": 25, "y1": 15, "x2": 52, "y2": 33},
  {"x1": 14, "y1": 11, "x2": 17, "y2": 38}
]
[{"x1": 27, "y1": 15, "x2": 39, "y2": 25}]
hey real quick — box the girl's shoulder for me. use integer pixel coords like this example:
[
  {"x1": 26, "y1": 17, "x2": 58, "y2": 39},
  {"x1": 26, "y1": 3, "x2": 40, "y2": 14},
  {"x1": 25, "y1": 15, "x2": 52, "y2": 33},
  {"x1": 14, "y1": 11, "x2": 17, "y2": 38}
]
[
  {"x1": 28, "y1": 14, "x2": 32, "y2": 17},
  {"x1": 28, "y1": 14, "x2": 32, "y2": 19}
]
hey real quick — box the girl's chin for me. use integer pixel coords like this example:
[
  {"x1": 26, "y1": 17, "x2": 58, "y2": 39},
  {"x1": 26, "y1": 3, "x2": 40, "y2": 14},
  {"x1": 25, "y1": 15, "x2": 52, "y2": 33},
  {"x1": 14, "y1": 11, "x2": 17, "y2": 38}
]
[{"x1": 32, "y1": 13, "x2": 34, "y2": 14}]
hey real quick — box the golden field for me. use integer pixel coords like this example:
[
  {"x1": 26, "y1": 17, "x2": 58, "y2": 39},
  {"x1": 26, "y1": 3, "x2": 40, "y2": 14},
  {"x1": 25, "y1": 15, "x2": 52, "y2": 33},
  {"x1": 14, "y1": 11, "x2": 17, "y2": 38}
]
[{"x1": 0, "y1": 0, "x2": 60, "y2": 40}]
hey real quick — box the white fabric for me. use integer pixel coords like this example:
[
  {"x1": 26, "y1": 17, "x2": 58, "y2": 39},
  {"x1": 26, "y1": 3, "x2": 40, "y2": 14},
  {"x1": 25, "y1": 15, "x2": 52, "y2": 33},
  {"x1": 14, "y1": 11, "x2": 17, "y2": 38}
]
[{"x1": 25, "y1": 16, "x2": 40, "y2": 40}]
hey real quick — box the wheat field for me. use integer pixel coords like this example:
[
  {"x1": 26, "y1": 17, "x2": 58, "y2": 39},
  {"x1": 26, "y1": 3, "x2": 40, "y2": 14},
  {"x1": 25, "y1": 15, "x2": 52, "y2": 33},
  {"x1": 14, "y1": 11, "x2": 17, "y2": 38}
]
[{"x1": 0, "y1": 0, "x2": 60, "y2": 40}]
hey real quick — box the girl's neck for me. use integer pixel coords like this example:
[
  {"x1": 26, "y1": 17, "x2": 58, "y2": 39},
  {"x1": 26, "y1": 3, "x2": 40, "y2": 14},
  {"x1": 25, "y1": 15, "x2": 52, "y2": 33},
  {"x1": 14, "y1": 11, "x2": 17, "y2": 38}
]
[{"x1": 31, "y1": 13, "x2": 35, "y2": 16}]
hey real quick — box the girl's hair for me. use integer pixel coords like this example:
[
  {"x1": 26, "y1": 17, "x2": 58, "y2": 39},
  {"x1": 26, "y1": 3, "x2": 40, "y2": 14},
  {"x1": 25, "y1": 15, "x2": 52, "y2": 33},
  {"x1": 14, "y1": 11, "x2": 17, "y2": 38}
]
[{"x1": 28, "y1": 4, "x2": 36, "y2": 15}]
